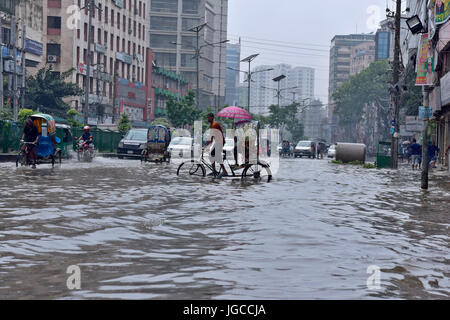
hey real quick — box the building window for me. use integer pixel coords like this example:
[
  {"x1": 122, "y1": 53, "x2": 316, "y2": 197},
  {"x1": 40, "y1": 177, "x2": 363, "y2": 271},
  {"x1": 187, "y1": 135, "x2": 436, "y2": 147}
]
[
  {"x1": 110, "y1": 34, "x2": 114, "y2": 51},
  {"x1": 105, "y1": 6, "x2": 108, "y2": 24},
  {"x1": 155, "y1": 52, "x2": 176, "y2": 67},
  {"x1": 111, "y1": 9, "x2": 114, "y2": 26},
  {"x1": 47, "y1": 16, "x2": 62, "y2": 35},
  {"x1": 97, "y1": 28, "x2": 102, "y2": 44},
  {"x1": 150, "y1": 34, "x2": 177, "y2": 49},
  {"x1": 182, "y1": 0, "x2": 200, "y2": 14},
  {"x1": 123, "y1": 15, "x2": 126, "y2": 32},
  {"x1": 150, "y1": 16, "x2": 177, "y2": 31},
  {"x1": 151, "y1": 0, "x2": 178, "y2": 13},
  {"x1": 46, "y1": 43, "x2": 61, "y2": 63},
  {"x1": 117, "y1": 13, "x2": 120, "y2": 29},
  {"x1": 98, "y1": 3, "x2": 102, "y2": 21},
  {"x1": 182, "y1": 18, "x2": 200, "y2": 30}
]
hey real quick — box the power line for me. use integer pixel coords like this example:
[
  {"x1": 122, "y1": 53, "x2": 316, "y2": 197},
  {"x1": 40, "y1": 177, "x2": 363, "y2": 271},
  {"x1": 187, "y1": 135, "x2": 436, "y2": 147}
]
[{"x1": 227, "y1": 33, "x2": 330, "y2": 48}]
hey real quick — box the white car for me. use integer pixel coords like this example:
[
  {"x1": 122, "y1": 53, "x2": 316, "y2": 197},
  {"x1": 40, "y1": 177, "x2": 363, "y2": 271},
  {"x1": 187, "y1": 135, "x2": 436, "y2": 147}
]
[
  {"x1": 327, "y1": 144, "x2": 336, "y2": 158},
  {"x1": 168, "y1": 137, "x2": 193, "y2": 158}
]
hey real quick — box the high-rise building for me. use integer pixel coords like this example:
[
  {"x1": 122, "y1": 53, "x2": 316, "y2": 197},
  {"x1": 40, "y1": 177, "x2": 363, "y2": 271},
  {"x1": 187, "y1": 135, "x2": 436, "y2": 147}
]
[
  {"x1": 147, "y1": 0, "x2": 228, "y2": 111},
  {"x1": 375, "y1": 19, "x2": 394, "y2": 61},
  {"x1": 224, "y1": 41, "x2": 240, "y2": 106},
  {"x1": 328, "y1": 34, "x2": 375, "y2": 142},
  {"x1": 350, "y1": 41, "x2": 375, "y2": 76},
  {"x1": 300, "y1": 99, "x2": 328, "y2": 141},
  {"x1": 40, "y1": 0, "x2": 150, "y2": 125},
  {"x1": 249, "y1": 64, "x2": 315, "y2": 115}
]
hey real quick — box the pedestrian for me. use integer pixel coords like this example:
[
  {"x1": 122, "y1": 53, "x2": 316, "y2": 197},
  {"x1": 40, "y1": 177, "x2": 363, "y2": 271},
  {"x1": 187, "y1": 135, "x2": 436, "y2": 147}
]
[
  {"x1": 428, "y1": 141, "x2": 440, "y2": 169},
  {"x1": 408, "y1": 138, "x2": 421, "y2": 170}
]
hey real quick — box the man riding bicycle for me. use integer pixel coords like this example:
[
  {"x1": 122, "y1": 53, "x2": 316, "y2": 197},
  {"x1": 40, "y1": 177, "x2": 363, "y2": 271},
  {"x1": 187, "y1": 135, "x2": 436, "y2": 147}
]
[
  {"x1": 205, "y1": 113, "x2": 228, "y2": 178},
  {"x1": 21, "y1": 118, "x2": 39, "y2": 169}
]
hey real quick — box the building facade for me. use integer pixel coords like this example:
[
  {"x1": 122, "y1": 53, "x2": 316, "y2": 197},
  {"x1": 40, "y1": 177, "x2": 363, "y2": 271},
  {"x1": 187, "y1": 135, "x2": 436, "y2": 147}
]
[
  {"x1": 300, "y1": 99, "x2": 328, "y2": 142},
  {"x1": 328, "y1": 33, "x2": 376, "y2": 143},
  {"x1": 350, "y1": 41, "x2": 375, "y2": 76},
  {"x1": 249, "y1": 63, "x2": 315, "y2": 115},
  {"x1": 224, "y1": 41, "x2": 240, "y2": 106},
  {"x1": 42, "y1": 0, "x2": 149, "y2": 125},
  {"x1": 147, "y1": 0, "x2": 228, "y2": 111}
]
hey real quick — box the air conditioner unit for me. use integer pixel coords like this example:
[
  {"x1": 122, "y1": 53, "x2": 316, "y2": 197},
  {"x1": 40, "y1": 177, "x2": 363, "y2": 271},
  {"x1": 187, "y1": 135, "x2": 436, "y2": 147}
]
[
  {"x1": 134, "y1": 8, "x2": 139, "y2": 15},
  {"x1": 47, "y1": 55, "x2": 58, "y2": 63}
]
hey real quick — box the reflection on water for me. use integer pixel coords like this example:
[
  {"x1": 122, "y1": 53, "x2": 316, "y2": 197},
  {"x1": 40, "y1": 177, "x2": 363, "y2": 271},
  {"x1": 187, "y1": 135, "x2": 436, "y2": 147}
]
[{"x1": 0, "y1": 157, "x2": 449, "y2": 299}]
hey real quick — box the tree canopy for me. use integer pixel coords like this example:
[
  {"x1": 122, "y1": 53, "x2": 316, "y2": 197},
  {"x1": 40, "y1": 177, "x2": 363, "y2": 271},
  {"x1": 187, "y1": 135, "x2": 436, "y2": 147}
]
[{"x1": 25, "y1": 65, "x2": 83, "y2": 117}]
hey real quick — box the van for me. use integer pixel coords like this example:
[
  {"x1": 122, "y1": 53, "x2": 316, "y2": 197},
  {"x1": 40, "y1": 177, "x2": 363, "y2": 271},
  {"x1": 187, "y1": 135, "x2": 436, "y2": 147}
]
[{"x1": 294, "y1": 140, "x2": 316, "y2": 158}]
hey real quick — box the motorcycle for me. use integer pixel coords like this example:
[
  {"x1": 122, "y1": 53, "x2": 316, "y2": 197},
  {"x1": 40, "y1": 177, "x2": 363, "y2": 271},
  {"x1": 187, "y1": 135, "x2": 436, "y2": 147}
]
[{"x1": 76, "y1": 139, "x2": 95, "y2": 162}]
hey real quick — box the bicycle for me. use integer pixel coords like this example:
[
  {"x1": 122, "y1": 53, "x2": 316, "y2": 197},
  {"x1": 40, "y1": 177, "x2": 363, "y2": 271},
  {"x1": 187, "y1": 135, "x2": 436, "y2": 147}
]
[{"x1": 176, "y1": 147, "x2": 272, "y2": 182}]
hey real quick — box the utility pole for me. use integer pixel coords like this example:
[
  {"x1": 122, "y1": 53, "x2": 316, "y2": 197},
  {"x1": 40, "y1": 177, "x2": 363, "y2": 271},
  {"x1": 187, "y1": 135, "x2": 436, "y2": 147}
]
[
  {"x1": 188, "y1": 23, "x2": 206, "y2": 110},
  {"x1": 391, "y1": 0, "x2": 401, "y2": 169},
  {"x1": 0, "y1": 25, "x2": 3, "y2": 110},
  {"x1": 112, "y1": 59, "x2": 119, "y2": 123},
  {"x1": 21, "y1": 24, "x2": 26, "y2": 110},
  {"x1": 421, "y1": 87, "x2": 430, "y2": 189},
  {"x1": 83, "y1": 0, "x2": 94, "y2": 126},
  {"x1": 11, "y1": 16, "x2": 18, "y2": 121}
]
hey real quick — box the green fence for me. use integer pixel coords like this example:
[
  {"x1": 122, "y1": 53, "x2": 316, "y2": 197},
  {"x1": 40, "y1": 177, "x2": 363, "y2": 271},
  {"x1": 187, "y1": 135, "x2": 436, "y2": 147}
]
[
  {"x1": 72, "y1": 127, "x2": 123, "y2": 153},
  {"x1": 1, "y1": 121, "x2": 123, "y2": 154},
  {"x1": 0, "y1": 121, "x2": 23, "y2": 153}
]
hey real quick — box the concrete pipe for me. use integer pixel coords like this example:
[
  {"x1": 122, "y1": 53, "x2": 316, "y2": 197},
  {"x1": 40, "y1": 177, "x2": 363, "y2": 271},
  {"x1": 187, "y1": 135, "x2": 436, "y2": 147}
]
[{"x1": 335, "y1": 143, "x2": 366, "y2": 163}]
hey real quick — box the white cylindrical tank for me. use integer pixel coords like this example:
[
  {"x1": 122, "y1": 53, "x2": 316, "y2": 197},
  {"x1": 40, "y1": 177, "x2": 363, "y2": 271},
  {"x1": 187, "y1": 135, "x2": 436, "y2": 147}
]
[{"x1": 335, "y1": 143, "x2": 366, "y2": 163}]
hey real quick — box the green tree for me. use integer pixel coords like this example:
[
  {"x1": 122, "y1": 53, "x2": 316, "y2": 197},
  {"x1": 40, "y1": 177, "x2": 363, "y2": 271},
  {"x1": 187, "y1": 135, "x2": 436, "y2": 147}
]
[
  {"x1": 0, "y1": 107, "x2": 13, "y2": 121},
  {"x1": 333, "y1": 60, "x2": 391, "y2": 141},
  {"x1": 266, "y1": 103, "x2": 304, "y2": 141},
  {"x1": 151, "y1": 117, "x2": 171, "y2": 127},
  {"x1": 118, "y1": 113, "x2": 131, "y2": 135},
  {"x1": 400, "y1": 66, "x2": 423, "y2": 116},
  {"x1": 25, "y1": 65, "x2": 83, "y2": 117},
  {"x1": 66, "y1": 109, "x2": 83, "y2": 128},
  {"x1": 17, "y1": 109, "x2": 35, "y2": 122},
  {"x1": 166, "y1": 90, "x2": 202, "y2": 128}
]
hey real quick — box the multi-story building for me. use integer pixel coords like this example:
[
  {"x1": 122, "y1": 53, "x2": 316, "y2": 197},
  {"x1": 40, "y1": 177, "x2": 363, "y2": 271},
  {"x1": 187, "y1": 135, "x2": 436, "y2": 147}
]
[
  {"x1": 299, "y1": 99, "x2": 328, "y2": 141},
  {"x1": 42, "y1": 0, "x2": 149, "y2": 125},
  {"x1": 328, "y1": 33, "x2": 376, "y2": 142},
  {"x1": 224, "y1": 41, "x2": 240, "y2": 106},
  {"x1": 0, "y1": 0, "x2": 44, "y2": 113},
  {"x1": 350, "y1": 41, "x2": 375, "y2": 76},
  {"x1": 249, "y1": 64, "x2": 315, "y2": 115},
  {"x1": 375, "y1": 19, "x2": 395, "y2": 61},
  {"x1": 147, "y1": 0, "x2": 228, "y2": 111}
]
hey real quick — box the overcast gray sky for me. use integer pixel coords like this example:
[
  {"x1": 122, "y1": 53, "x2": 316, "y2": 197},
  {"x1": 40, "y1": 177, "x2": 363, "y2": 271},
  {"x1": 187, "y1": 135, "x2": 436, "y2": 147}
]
[{"x1": 227, "y1": 0, "x2": 391, "y2": 103}]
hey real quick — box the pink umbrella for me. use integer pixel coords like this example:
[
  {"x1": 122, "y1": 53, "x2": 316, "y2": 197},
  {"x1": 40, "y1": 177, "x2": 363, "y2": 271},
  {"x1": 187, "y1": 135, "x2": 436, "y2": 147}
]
[{"x1": 217, "y1": 106, "x2": 252, "y2": 120}]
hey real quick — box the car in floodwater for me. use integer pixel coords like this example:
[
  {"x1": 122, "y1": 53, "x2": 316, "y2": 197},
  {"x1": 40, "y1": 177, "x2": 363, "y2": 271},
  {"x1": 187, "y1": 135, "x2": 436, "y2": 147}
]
[
  {"x1": 294, "y1": 140, "x2": 316, "y2": 158},
  {"x1": 117, "y1": 128, "x2": 148, "y2": 159},
  {"x1": 327, "y1": 144, "x2": 336, "y2": 158},
  {"x1": 168, "y1": 136, "x2": 193, "y2": 159}
]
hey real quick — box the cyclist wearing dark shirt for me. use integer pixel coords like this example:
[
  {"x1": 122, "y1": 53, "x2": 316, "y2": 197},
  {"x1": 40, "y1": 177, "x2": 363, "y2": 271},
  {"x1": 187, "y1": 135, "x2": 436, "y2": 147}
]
[{"x1": 21, "y1": 119, "x2": 39, "y2": 168}]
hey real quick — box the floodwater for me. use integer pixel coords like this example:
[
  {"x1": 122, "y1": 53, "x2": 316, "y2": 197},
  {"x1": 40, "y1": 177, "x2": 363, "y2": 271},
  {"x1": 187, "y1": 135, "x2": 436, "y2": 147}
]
[{"x1": 0, "y1": 155, "x2": 449, "y2": 299}]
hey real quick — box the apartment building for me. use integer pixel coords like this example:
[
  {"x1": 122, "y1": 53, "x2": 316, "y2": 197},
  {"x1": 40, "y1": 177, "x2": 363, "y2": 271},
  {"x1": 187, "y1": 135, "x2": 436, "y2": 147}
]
[{"x1": 43, "y1": 0, "x2": 149, "y2": 125}]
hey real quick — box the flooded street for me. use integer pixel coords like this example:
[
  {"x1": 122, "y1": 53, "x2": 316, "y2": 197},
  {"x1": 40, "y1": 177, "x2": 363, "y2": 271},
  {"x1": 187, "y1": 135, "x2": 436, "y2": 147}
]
[{"x1": 0, "y1": 157, "x2": 449, "y2": 299}]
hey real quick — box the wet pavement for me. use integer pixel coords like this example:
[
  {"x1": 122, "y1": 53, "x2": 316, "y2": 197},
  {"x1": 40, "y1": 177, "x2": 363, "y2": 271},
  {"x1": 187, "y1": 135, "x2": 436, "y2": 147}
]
[{"x1": 0, "y1": 156, "x2": 449, "y2": 299}]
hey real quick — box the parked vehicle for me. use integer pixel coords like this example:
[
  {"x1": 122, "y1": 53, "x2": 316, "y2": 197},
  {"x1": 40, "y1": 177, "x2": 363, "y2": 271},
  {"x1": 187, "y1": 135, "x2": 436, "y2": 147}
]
[
  {"x1": 117, "y1": 128, "x2": 148, "y2": 159},
  {"x1": 327, "y1": 144, "x2": 336, "y2": 158},
  {"x1": 16, "y1": 113, "x2": 62, "y2": 168},
  {"x1": 294, "y1": 140, "x2": 316, "y2": 158},
  {"x1": 77, "y1": 139, "x2": 95, "y2": 162},
  {"x1": 55, "y1": 124, "x2": 73, "y2": 158},
  {"x1": 168, "y1": 136, "x2": 193, "y2": 159},
  {"x1": 141, "y1": 125, "x2": 171, "y2": 163}
]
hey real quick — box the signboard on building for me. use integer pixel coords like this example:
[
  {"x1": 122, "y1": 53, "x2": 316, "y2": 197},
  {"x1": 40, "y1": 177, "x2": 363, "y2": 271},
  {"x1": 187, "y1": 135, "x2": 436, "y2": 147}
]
[
  {"x1": 116, "y1": 52, "x2": 133, "y2": 64},
  {"x1": 419, "y1": 106, "x2": 433, "y2": 119},
  {"x1": 440, "y1": 71, "x2": 450, "y2": 106},
  {"x1": 95, "y1": 43, "x2": 107, "y2": 54},
  {"x1": 25, "y1": 38, "x2": 43, "y2": 56},
  {"x1": 78, "y1": 62, "x2": 94, "y2": 77},
  {"x1": 435, "y1": 0, "x2": 450, "y2": 25},
  {"x1": 405, "y1": 116, "x2": 424, "y2": 132},
  {"x1": 113, "y1": 0, "x2": 123, "y2": 8},
  {"x1": 415, "y1": 33, "x2": 435, "y2": 86}
]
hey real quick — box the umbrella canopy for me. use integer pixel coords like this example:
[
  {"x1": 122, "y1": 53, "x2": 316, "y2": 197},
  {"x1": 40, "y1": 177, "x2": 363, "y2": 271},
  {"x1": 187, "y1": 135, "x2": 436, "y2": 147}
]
[{"x1": 217, "y1": 106, "x2": 252, "y2": 120}]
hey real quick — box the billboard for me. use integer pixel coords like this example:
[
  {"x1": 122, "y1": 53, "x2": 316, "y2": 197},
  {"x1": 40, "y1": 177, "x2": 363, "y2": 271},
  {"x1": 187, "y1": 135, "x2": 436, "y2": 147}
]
[
  {"x1": 415, "y1": 34, "x2": 435, "y2": 86},
  {"x1": 435, "y1": 0, "x2": 450, "y2": 25}
]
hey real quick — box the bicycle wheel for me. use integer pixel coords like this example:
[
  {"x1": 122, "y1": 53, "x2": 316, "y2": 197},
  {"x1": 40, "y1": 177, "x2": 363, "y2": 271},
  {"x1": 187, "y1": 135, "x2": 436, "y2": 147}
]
[
  {"x1": 177, "y1": 161, "x2": 206, "y2": 177},
  {"x1": 241, "y1": 162, "x2": 272, "y2": 182}
]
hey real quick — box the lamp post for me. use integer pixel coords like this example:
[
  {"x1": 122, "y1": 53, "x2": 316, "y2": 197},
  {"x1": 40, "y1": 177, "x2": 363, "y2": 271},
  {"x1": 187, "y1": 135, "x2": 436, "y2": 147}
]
[
  {"x1": 172, "y1": 27, "x2": 228, "y2": 110},
  {"x1": 227, "y1": 62, "x2": 273, "y2": 113}
]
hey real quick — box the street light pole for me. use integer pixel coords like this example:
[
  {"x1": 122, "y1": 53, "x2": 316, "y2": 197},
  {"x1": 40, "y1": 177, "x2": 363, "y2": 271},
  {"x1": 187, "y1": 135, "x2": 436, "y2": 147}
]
[
  {"x1": 83, "y1": 0, "x2": 94, "y2": 126},
  {"x1": 187, "y1": 23, "x2": 207, "y2": 110},
  {"x1": 241, "y1": 54, "x2": 259, "y2": 113},
  {"x1": 391, "y1": 0, "x2": 402, "y2": 169}
]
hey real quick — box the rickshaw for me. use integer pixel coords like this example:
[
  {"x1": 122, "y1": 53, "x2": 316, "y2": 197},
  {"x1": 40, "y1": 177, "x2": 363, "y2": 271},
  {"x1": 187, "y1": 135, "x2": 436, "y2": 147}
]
[
  {"x1": 141, "y1": 125, "x2": 171, "y2": 163},
  {"x1": 176, "y1": 120, "x2": 272, "y2": 182},
  {"x1": 16, "y1": 113, "x2": 62, "y2": 168}
]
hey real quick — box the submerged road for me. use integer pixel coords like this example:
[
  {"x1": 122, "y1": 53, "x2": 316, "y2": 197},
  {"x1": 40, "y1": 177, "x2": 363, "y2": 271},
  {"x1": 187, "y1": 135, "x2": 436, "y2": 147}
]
[{"x1": 0, "y1": 156, "x2": 448, "y2": 299}]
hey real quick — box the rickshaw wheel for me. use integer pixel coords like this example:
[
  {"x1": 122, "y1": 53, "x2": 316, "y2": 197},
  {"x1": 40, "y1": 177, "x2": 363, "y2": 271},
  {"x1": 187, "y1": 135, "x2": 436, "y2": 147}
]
[
  {"x1": 241, "y1": 162, "x2": 272, "y2": 183},
  {"x1": 177, "y1": 161, "x2": 206, "y2": 177}
]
